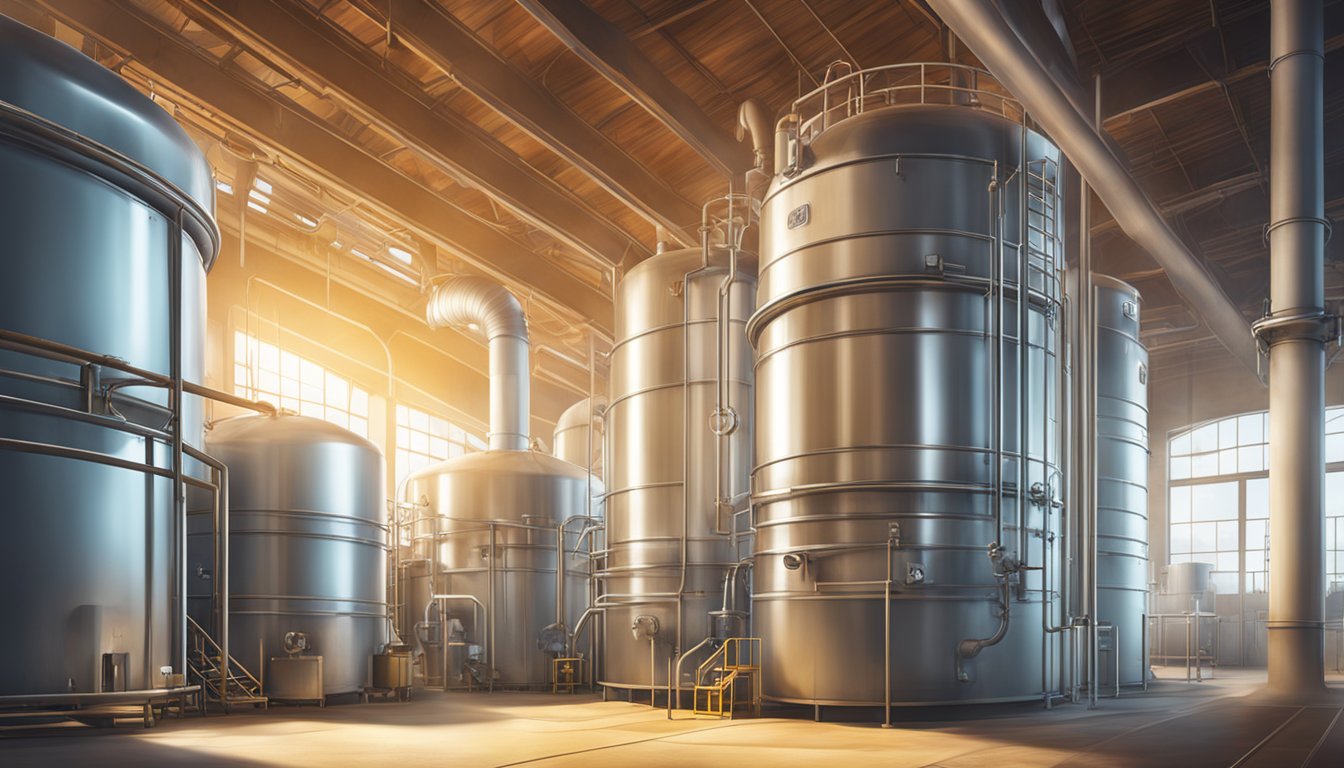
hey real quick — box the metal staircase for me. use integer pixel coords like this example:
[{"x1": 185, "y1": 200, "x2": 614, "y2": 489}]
[
  {"x1": 692, "y1": 637, "x2": 762, "y2": 718},
  {"x1": 187, "y1": 616, "x2": 268, "y2": 711}
]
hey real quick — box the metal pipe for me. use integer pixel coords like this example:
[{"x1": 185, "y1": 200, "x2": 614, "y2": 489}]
[
  {"x1": 925, "y1": 0, "x2": 1262, "y2": 377},
  {"x1": 958, "y1": 576, "x2": 1014, "y2": 663},
  {"x1": 1087, "y1": 77, "x2": 1101, "y2": 711},
  {"x1": 555, "y1": 523, "x2": 566, "y2": 630},
  {"x1": 1142, "y1": 612, "x2": 1149, "y2": 692},
  {"x1": 1263, "y1": 0, "x2": 1330, "y2": 697},
  {"x1": 1018, "y1": 114, "x2": 1031, "y2": 590},
  {"x1": 425, "y1": 276, "x2": 530, "y2": 451},
  {"x1": 488, "y1": 523, "x2": 497, "y2": 692},
  {"x1": 667, "y1": 636, "x2": 714, "y2": 719},
  {"x1": 169, "y1": 208, "x2": 189, "y2": 702},
  {"x1": 182, "y1": 381, "x2": 276, "y2": 415},
  {"x1": 570, "y1": 607, "x2": 604, "y2": 654},
  {"x1": 883, "y1": 533, "x2": 893, "y2": 728},
  {"x1": 183, "y1": 444, "x2": 229, "y2": 708},
  {"x1": 993, "y1": 161, "x2": 1006, "y2": 548},
  {"x1": 674, "y1": 219, "x2": 719, "y2": 671},
  {"x1": 422, "y1": 593, "x2": 484, "y2": 691}
]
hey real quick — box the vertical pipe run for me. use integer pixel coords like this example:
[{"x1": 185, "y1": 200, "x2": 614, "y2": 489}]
[
  {"x1": 169, "y1": 209, "x2": 189, "y2": 697},
  {"x1": 1263, "y1": 0, "x2": 1329, "y2": 698},
  {"x1": 1019, "y1": 116, "x2": 1031, "y2": 588},
  {"x1": 488, "y1": 523, "x2": 497, "y2": 693},
  {"x1": 425, "y1": 277, "x2": 530, "y2": 451},
  {"x1": 1074, "y1": 78, "x2": 1099, "y2": 710},
  {"x1": 1087, "y1": 76, "x2": 1102, "y2": 711}
]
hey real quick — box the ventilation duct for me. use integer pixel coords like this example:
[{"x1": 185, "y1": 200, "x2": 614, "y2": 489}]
[{"x1": 426, "y1": 276, "x2": 530, "y2": 450}]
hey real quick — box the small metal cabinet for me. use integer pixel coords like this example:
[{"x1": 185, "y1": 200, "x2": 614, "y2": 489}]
[{"x1": 268, "y1": 656, "x2": 324, "y2": 706}]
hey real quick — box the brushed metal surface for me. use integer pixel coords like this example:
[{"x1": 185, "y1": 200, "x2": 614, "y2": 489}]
[
  {"x1": 404, "y1": 450, "x2": 591, "y2": 687},
  {"x1": 193, "y1": 415, "x2": 387, "y2": 696},
  {"x1": 553, "y1": 396, "x2": 606, "y2": 479},
  {"x1": 751, "y1": 105, "x2": 1065, "y2": 705},
  {"x1": 552, "y1": 396, "x2": 605, "y2": 644},
  {"x1": 0, "y1": 16, "x2": 213, "y2": 696},
  {"x1": 1094, "y1": 275, "x2": 1150, "y2": 687},
  {"x1": 426, "y1": 278, "x2": 530, "y2": 451},
  {"x1": 602, "y1": 246, "x2": 755, "y2": 690}
]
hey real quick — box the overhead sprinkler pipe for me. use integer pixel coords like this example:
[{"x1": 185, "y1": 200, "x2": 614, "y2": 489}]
[{"x1": 426, "y1": 276, "x2": 530, "y2": 450}]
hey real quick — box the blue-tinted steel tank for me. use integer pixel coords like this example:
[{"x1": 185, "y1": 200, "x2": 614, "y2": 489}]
[{"x1": 0, "y1": 15, "x2": 216, "y2": 696}]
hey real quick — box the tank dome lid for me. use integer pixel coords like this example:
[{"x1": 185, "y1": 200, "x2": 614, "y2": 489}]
[
  {"x1": 207, "y1": 413, "x2": 382, "y2": 456},
  {"x1": 0, "y1": 15, "x2": 219, "y2": 267}
]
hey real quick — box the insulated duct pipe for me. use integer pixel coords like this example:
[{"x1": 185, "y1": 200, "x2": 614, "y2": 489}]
[
  {"x1": 925, "y1": 0, "x2": 1263, "y2": 378},
  {"x1": 426, "y1": 276, "x2": 530, "y2": 450},
  {"x1": 1261, "y1": 0, "x2": 1331, "y2": 698}
]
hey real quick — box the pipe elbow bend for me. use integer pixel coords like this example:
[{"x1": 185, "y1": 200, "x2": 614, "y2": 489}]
[{"x1": 426, "y1": 276, "x2": 527, "y2": 343}]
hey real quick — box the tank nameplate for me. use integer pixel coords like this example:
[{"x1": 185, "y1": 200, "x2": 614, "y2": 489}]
[{"x1": 786, "y1": 203, "x2": 810, "y2": 230}]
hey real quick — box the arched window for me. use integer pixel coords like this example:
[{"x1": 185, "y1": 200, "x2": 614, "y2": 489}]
[{"x1": 1168, "y1": 408, "x2": 1344, "y2": 596}]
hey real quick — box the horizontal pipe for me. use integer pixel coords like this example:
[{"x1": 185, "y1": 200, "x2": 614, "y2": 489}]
[{"x1": 925, "y1": 0, "x2": 1262, "y2": 378}]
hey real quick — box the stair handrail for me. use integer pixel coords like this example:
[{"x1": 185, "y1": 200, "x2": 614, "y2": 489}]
[
  {"x1": 187, "y1": 615, "x2": 264, "y2": 697},
  {"x1": 695, "y1": 641, "x2": 730, "y2": 688}
]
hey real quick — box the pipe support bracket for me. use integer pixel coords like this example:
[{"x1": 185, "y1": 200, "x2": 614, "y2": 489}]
[{"x1": 1251, "y1": 309, "x2": 1341, "y2": 349}]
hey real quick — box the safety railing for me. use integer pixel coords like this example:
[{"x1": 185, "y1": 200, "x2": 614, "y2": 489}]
[
  {"x1": 692, "y1": 637, "x2": 761, "y2": 718},
  {"x1": 791, "y1": 62, "x2": 1024, "y2": 148},
  {"x1": 187, "y1": 616, "x2": 266, "y2": 709}
]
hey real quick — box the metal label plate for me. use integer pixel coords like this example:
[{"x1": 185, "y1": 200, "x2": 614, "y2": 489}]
[{"x1": 787, "y1": 203, "x2": 810, "y2": 230}]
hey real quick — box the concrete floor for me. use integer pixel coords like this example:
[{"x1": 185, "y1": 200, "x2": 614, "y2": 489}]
[{"x1": 2, "y1": 669, "x2": 1342, "y2": 767}]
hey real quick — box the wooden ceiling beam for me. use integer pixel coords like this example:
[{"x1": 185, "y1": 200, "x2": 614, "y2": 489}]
[
  {"x1": 347, "y1": 0, "x2": 700, "y2": 246},
  {"x1": 516, "y1": 0, "x2": 752, "y2": 177},
  {"x1": 182, "y1": 0, "x2": 646, "y2": 269},
  {"x1": 30, "y1": 0, "x2": 614, "y2": 332},
  {"x1": 1103, "y1": 30, "x2": 1344, "y2": 125}
]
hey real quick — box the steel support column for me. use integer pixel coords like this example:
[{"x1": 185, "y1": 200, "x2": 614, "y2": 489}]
[{"x1": 1260, "y1": 0, "x2": 1332, "y2": 698}]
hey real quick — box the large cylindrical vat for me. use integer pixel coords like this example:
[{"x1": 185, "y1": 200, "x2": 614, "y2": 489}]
[
  {"x1": 406, "y1": 451, "x2": 590, "y2": 687},
  {"x1": 0, "y1": 17, "x2": 216, "y2": 696},
  {"x1": 603, "y1": 245, "x2": 755, "y2": 691},
  {"x1": 752, "y1": 94, "x2": 1065, "y2": 705},
  {"x1": 552, "y1": 397, "x2": 605, "y2": 640},
  {"x1": 1094, "y1": 276, "x2": 1149, "y2": 687},
  {"x1": 198, "y1": 415, "x2": 386, "y2": 696},
  {"x1": 553, "y1": 395, "x2": 606, "y2": 477}
]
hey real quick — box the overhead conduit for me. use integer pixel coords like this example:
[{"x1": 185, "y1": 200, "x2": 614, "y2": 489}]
[{"x1": 925, "y1": 0, "x2": 1264, "y2": 379}]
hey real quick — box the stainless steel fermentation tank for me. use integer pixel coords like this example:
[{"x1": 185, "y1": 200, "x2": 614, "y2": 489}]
[
  {"x1": 0, "y1": 17, "x2": 217, "y2": 696},
  {"x1": 602, "y1": 241, "x2": 755, "y2": 693},
  {"x1": 553, "y1": 396, "x2": 605, "y2": 644},
  {"x1": 750, "y1": 66, "x2": 1067, "y2": 706},
  {"x1": 401, "y1": 277, "x2": 591, "y2": 688},
  {"x1": 553, "y1": 395, "x2": 606, "y2": 480},
  {"x1": 189, "y1": 415, "x2": 387, "y2": 696},
  {"x1": 1093, "y1": 276, "x2": 1149, "y2": 687}
]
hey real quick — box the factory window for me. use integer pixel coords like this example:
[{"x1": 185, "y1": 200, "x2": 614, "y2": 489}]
[
  {"x1": 394, "y1": 403, "x2": 484, "y2": 489},
  {"x1": 1168, "y1": 408, "x2": 1344, "y2": 597},
  {"x1": 233, "y1": 331, "x2": 370, "y2": 439}
]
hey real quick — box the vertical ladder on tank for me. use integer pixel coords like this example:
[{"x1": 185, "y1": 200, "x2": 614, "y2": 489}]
[
  {"x1": 186, "y1": 616, "x2": 268, "y2": 710},
  {"x1": 1028, "y1": 156, "x2": 1066, "y2": 700},
  {"x1": 1026, "y1": 158, "x2": 1063, "y2": 300}
]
